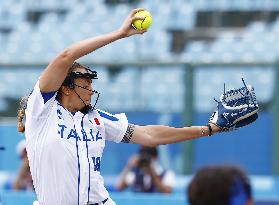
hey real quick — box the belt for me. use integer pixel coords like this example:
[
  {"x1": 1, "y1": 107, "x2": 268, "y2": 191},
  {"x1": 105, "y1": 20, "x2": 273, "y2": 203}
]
[{"x1": 89, "y1": 197, "x2": 108, "y2": 205}]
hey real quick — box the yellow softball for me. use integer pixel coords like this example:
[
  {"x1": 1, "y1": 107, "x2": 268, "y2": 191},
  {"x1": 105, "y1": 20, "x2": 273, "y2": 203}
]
[{"x1": 132, "y1": 10, "x2": 153, "y2": 30}]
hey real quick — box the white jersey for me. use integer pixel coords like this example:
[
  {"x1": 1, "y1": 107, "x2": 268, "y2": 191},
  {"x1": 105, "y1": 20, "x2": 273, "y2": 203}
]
[{"x1": 25, "y1": 81, "x2": 128, "y2": 205}]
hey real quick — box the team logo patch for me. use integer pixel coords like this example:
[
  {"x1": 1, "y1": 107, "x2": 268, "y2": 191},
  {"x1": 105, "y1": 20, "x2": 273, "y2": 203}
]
[{"x1": 94, "y1": 118, "x2": 100, "y2": 125}]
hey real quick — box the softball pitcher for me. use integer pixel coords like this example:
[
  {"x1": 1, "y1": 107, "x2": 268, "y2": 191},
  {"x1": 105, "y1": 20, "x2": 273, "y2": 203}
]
[{"x1": 17, "y1": 8, "x2": 258, "y2": 205}]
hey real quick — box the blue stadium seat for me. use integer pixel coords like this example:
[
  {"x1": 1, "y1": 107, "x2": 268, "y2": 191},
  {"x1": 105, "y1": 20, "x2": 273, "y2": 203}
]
[
  {"x1": 171, "y1": 4, "x2": 196, "y2": 30},
  {"x1": 2, "y1": 0, "x2": 279, "y2": 64},
  {"x1": 183, "y1": 41, "x2": 209, "y2": 62},
  {"x1": 135, "y1": 30, "x2": 172, "y2": 60}
]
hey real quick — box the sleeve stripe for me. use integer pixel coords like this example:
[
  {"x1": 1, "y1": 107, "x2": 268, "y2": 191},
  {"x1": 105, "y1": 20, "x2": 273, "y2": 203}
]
[
  {"x1": 41, "y1": 91, "x2": 56, "y2": 104},
  {"x1": 98, "y1": 110, "x2": 119, "y2": 121}
]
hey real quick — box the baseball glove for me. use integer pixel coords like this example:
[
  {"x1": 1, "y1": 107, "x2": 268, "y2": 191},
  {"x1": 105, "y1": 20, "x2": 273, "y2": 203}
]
[{"x1": 209, "y1": 79, "x2": 259, "y2": 132}]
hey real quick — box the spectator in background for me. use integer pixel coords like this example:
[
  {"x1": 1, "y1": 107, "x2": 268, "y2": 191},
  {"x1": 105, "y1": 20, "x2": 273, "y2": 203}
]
[
  {"x1": 13, "y1": 140, "x2": 33, "y2": 191},
  {"x1": 116, "y1": 146, "x2": 175, "y2": 193},
  {"x1": 187, "y1": 165, "x2": 253, "y2": 205}
]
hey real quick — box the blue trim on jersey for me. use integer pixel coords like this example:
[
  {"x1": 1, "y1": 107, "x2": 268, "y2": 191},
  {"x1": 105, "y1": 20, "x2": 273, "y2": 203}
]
[
  {"x1": 73, "y1": 123, "x2": 81, "y2": 205},
  {"x1": 98, "y1": 111, "x2": 119, "y2": 121},
  {"x1": 81, "y1": 115, "x2": 91, "y2": 204},
  {"x1": 29, "y1": 89, "x2": 34, "y2": 95},
  {"x1": 41, "y1": 91, "x2": 56, "y2": 104}
]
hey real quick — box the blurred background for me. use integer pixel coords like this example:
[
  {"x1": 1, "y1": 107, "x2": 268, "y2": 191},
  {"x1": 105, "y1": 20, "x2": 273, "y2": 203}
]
[{"x1": 0, "y1": 0, "x2": 279, "y2": 204}]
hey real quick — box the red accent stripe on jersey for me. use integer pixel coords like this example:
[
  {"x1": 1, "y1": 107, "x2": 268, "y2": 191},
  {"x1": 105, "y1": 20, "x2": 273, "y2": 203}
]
[{"x1": 94, "y1": 118, "x2": 100, "y2": 125}]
